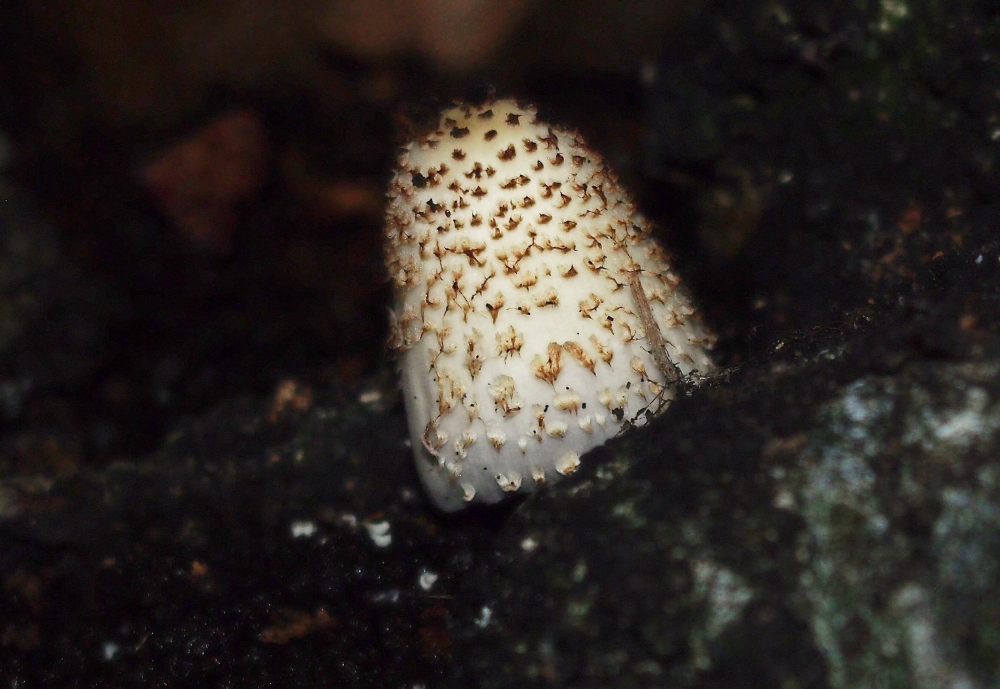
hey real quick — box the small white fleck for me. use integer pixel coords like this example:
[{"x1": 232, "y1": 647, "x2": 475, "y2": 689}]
[
  {"x1": 366, "y1": 520, "x2": 392, "y2": 548},
  {"x1": 358, "y1": 388, "x2": 383, "y2": 405},
  {"x1": 773, "y1": 489, "x2": 796, "y2": 510},
  {"x1": 418, "y1": 570, "x2": 439, "y2": 591},
  {"x1": 486, "y1": 425, "x2": 507, "y2": 449},
  {"x1": 546, "y1": 421, "x2": 569, "y2": 438},
  {"x1": 496, "y1": 472, "x2": 523, "y2": 492},
  {"x1": 692, "y1": 559, "x2": 753, "y2": 638},
  {"x1": 520, "y1": 536, "x2": 539, "y2": 552},
  {"x1": 474, "y1": 605, "x2": 492, "y2": 628},
  {"x1": 531, "y1": 465, "x2": 546, "y2": 483},
  {"x1": 102, "y1": 642, "x2": 119, "y2": 661},
  {"x1": 556, "y1": 451, "x2": 581, "y2": 475},
  {"x1": 370, "y1": 589, "x2": 400, "y2": 603},
  {"x1": 869, "y1": 513, "x2": 889, "y2": 534},
  {"x1": 290, "y1": 520, "x2": 317, "y2": 538},
  {"x1": 976, "y1": 254, "x2": 984, "y2": 264},
  {"x1": 338, "y1": 513, "x2": 358, "y2": 528},
  {"x1": 455, "y1": 430, "x2": 477, "y2": 459},
  {"x1": 443, "y1": 458, "x2": 462, "y2": 480},
  {"x1": 517, "y1": 437, "x2": 529, "y2": 452}
]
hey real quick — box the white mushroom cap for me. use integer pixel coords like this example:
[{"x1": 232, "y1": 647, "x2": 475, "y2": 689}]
[{"x1": 384, "y1": 99, "x2": 716, "y2": 511}]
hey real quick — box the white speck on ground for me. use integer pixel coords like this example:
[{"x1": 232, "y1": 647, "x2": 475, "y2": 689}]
[
  {"x1": 290, "y1": 520, "x2": 317, "y2": 538},
  {"x1": 365, "y1": 520, "x2": 392, "y2": 547},
  {"x1": 418, "y1": 570, "x2": 439, "y2": 591}
]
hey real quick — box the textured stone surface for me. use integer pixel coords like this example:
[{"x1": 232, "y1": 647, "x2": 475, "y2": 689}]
[{"x1": 450, "y1": 350, "x2": 1000, "y2": 688}]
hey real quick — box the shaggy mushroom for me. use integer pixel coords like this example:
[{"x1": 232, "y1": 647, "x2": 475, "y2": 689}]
[{"x1": 384, "y1": 98, "x2": 715, "y2": 511}]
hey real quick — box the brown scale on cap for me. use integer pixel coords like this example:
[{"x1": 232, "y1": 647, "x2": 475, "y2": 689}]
[
  {"x1": 532, "y1": 343, "x2": 563, "y2": 385},
  {"x1": 384, "y1": 98, "x2": 716, "y2": 511},
  {"x1": 562, "y1": 342, "x2": 596, "y2": 374},
  {"x1": 488, "y1": 374, "x2": 521, "y2": 416},
  {"x1": 497, "y1": 325, "x2": 524, "y2": 360}
]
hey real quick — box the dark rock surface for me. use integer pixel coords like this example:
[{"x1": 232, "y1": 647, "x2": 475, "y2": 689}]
[
  {"x1": 0, "y1": 388, "x2": 486, "y2": 686},
  {"x1": 2, "y1": 0, "x2": 1000, "y2": 687},
  {"x1": 0, "y1": 150, "x2": 122, "y2": 477}
]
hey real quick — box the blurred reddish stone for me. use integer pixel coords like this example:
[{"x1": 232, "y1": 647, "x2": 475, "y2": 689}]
[
  {"x1": 319, "y1": 0, "x2": 535, "y2": 72},
  {"x1": 897, "y1": 203, "x2": 924, "y2": 234},
  {"x1": 280, "y1": 149, "x2": 383, "y2": 221},
  {"x1": 139, "y1": 108, "x2": 270, "y2": 252}
]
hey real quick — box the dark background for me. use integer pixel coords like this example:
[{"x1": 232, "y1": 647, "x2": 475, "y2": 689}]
[{"x1": 0, "y1": 0, "x2": 710, "y2": 477}]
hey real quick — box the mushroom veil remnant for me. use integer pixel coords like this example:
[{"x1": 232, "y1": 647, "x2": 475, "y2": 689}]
[{"x1": 384, "y1": 98, "x2": 716, "y2": 511}]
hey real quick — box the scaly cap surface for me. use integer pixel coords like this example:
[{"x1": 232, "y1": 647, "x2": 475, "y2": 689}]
[{"x1": 385, "y1": 99, "x2": 715, "y2": 511}]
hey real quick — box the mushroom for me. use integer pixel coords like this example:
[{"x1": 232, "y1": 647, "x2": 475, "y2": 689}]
[{"x1": 384, "y1": 98, "x2": 716, "y2": 511}]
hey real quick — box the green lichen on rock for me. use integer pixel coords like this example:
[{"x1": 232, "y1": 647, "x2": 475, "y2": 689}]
[
  {"x1": 453, "y1": 348, "x2": 1000, "y2": 688},
  {"x1": 785, "y1": 364, "x2": 1000, "y2": 687}
]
